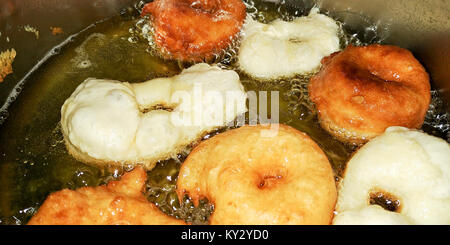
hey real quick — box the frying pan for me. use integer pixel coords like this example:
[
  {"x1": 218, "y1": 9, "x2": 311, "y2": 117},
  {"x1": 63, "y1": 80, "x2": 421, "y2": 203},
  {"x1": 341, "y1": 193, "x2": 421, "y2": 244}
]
[{"x1": 0, "y1": 0, "x2": 448, "y2": 224}]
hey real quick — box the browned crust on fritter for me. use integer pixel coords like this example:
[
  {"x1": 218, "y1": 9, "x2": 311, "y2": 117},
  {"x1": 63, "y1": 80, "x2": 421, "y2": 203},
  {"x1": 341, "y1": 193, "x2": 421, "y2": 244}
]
[
  {"x1": 28, "y1": 166, "x2": 186, "y2": 225},
  {"x1": 308, "y1": 45, "x2": 431, "y2": 144}
]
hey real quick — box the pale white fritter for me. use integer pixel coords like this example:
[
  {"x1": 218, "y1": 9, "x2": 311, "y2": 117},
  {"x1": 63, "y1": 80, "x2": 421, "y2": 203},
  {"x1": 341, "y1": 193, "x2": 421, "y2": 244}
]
[
  {"x1": 61, "y1": 64, "x2": 247, "y2": 169},
  {"x1": 238, "y1": 8, "x2": 340, "y2": 80},
  {"x1": 333, "y1": 127, "x2": 450, "y2": 225}
]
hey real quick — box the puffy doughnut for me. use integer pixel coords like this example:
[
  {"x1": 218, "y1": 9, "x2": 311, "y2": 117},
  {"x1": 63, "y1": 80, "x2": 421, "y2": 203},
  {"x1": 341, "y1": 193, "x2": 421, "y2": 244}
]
[
  {"x1": 141, "y1": 0, "x2": 246, "y2": 62},
  {"x1": 237, "y1": 8, "x2": 340, "y2": 80},
  {"x1": 61, "y1": 64, "x2": 247, "y2": 170},
  {"x1": 309, "y1": 44, "x2": 431, "y2": 144},
  {"x1": 334, "y1": 127, "x2": 450, "y2": 225},
  {"x1": 177, "y1": 124, "x2": 337, "y2": 225},
  {"x1": 28, "y1": 167, "x2": 186, "y2": 225}
]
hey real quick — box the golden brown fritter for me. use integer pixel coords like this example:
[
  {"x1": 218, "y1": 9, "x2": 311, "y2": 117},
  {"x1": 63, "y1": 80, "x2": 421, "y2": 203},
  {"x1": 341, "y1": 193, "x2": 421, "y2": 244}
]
[
  {"x1": 28, "y1": 166, "x2": 185, "y2": 225},
  {"x1": 177, "y1": 124, "x2": 337, "y2": 225},
  {"x1": 141, "y1": 0, "x2": 246, "y2": 62},
  {"x1": 308, "y1": 44, "x2": 431, "y2": 144}
]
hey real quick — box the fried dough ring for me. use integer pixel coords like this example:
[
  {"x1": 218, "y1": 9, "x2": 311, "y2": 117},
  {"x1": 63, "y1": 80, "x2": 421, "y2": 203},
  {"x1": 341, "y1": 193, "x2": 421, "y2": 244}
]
[
  {"x1": 333, "y1": 127, "x2": 450, "y2": 225},
  {"x1": 308, "y1": 44, "x2": 431, "y2": 144},
  {"x1": 177, "y1": 124, "x2": 337, "y2": 225},
  {"x1": 28, "y1": 167, "x2": 185, "y2": 225},
  {"x1": 142, "y1": 0, "x2": 246, "y2": 62}
]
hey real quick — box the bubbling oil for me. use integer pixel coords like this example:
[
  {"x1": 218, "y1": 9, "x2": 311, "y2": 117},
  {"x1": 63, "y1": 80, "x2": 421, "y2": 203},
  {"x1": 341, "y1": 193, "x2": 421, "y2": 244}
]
[{"x1": 0, "y1": 0, "x2": 448, "y2": 225}]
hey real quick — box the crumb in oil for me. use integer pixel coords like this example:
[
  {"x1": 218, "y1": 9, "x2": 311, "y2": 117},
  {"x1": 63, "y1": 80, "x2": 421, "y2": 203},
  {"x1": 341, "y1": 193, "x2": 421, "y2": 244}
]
[
  {"x1": 0, "y1": 49, "x2": 16, "y2": 83},
  {"x1": 50, "y1": 27, "x2": 64, "y2": 35}
]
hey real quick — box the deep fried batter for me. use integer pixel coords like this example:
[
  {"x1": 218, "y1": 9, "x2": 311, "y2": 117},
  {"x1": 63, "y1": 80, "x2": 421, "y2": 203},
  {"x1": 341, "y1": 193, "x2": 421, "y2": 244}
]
[
  {"x1": 334, "y1": 127, "x2": 450, "y2": 225},
  {"x1": 28, "y1": 167, "x2": 185, "y2": 225},
  {"x1": 60, "y1": 64, "x2": 247, "y2": 170},
  {"x1": 141, "y1": 0, "x2": 246, "y2": 62},
  {"x1": 238, "y1": 8, "x2": 340, "y2": 80},
  {"x1": 177, "y1": 124, "x2": 337, "y2": 225},
  {"x1": 309, "y1": 44, "x2": 431, "y2": 144}
]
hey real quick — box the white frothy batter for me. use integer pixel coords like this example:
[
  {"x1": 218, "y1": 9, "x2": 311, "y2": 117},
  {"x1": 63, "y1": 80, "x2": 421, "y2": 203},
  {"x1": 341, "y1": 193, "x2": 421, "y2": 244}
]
[
  {"x1": 238, "y1": 8, "x2": 340, "y2": 80},
  {"x1": 61, "y1": 64, "x2": 247, "y2": 169},
  {"x1": 334, "y1": 127, "x2": 450, "y2": 225}
]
